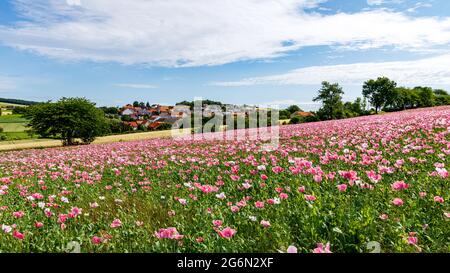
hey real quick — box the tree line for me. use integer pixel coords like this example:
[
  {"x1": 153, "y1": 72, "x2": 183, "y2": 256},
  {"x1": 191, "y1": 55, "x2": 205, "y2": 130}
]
[{"x1": 286, "y1": 77, "x2": 449, "y2": 124}]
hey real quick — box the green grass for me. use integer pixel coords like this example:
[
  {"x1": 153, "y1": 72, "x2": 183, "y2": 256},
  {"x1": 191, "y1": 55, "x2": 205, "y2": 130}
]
[
  {"x1": 0, "y1": 132, "x2": 36, "y2": 141},
  {"x1": 0, "y1": 114, "x2": 27, "y2": 123},
  {"x1": 0, "y1": 114, "x2": 29, "y2": 134},
  {"x1": 0, "y1": 123, "x2": 27, "y2": 132}
]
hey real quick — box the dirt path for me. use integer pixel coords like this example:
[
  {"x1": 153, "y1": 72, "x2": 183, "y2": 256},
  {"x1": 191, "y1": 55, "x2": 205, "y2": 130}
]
[{"x1": 0, "y1": 129, "x2": 190, "y2": 152}]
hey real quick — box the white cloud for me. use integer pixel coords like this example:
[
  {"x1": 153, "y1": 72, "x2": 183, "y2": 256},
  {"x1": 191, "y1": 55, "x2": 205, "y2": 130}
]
[
  {"x1": 367, "y1": 0, "x2": 404, "y2": 6},
  {"x1": 211, "y1": 53, "x2": 450, "y2": 86},
  {"x1": 113, "y1": 83, "x2": 157, "y2": 89},
  {"x1": 66, "y1": 0, "x2": 81, "y2": 6},
  {"x1": 0, "y1": 0, "x2": 450, "y2": 67},
  {"x1": 367, "y1": 0, "x2": 386, "y2": 5},
  {"x1": 407, "y1": 2, "x2": 433, "y2": 13}
]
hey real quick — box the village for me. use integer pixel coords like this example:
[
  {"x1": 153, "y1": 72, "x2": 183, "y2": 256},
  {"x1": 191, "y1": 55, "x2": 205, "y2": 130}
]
[
  {"x1": 117, "y1": 102, "x2": 316, "y2": 132},
  {"x1": 118, "y1": 104, "x2": 183, "y2": 131}
]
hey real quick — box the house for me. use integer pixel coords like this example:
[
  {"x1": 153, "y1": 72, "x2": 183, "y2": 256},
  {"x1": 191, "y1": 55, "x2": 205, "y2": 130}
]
[
  {"x1": 290, "y1": 111, "x2": 315, "y2": 118},
  {"x1": 155, "y1": 116, "x2": 179, "y2": 124},
  {"x1": 172, "y1": 111, "x2": 189, "y2": 118},
  {"x1": 148, "y1": 122, "x2": 164, "y2": 130},
  {"x1": 121, "y1": 108, "x2": 135, "y2": 116},
  {"x1": 137, "y1": 108, "x2": 151, "y2": 116},
  {"x1": 157, "y1": 105, "x2": 173, "y2": 114},
  {"x1": 135, "y1": 120, "x2": 146, "y2": 126},
  {"x1": 125, "y1": 121, "x2": 139, "y2": 131},
  {"x1": 171, "y1": 105, "x2": 190, "y2": 118}
]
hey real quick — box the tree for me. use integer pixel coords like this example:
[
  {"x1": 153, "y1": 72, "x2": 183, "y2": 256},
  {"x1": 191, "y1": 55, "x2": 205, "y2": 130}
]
[
  {"x1": 313, "y1": 81, "x2": 345, "y2": 120},
  {"x1": 362, "y1": 77, "x2": 397, "y2": 114},
  {"x1": 138, "y1": 124, "x2": 148, "y2": 132},
  {"x1": 12, "y1": 107, "x2": 28, "y2": 115},
  {"x1": 434, "y1": 89, "x2": 450, "y2": 106},
  {"x1": 434, "y1": 89, "x2": 448, "y2": 96},
  {"x1": 343, "y1": 97, "x2": 364, "y2": 117},
  {"x1": 25, "y1": 97, "x2": 109, "y2": 146},
  {"x1": 99, "y1": 106, "x2": 119, "y2": 115},
  {"x1": 286, "y1": 105, "x2": 301, "y2": 114},
  {"x1": 146, "y1": 102, "x2": 151, "y2": 108},
  {"x1": 279, "y1": 109, "x2": 291, "y2": 120},
  {"x1": 414, "y1": 86, "x2": 435, "y2": 107},
  {"x1": 121, "y1": 115, "x2": 133, "y2": 122},
  {"x1": 289, "y1": 116, "x2": 302, "y2": 124},
  {"x1": 107, "y1": 118, "x2": 124, "y2": 134},
  {"x1": 133, "y1": 101, "x2": 139, "y2": 107}
]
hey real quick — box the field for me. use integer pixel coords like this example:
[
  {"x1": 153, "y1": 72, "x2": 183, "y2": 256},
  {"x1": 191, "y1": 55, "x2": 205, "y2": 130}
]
[
  {"x1": 0, "y1": 114, "x2": 31, "y2": 141},
  {"x1": 0, "y1": 102, "x2": 27, "y2": 108},
  {"x1": 0, "y1": 107, "x2": 448, "y2": 253}
]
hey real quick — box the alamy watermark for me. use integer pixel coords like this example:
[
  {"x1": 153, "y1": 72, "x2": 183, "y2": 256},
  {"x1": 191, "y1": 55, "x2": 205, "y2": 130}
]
[{"x1": 170, "y1": 98, "x2": 280, "y2": 150}]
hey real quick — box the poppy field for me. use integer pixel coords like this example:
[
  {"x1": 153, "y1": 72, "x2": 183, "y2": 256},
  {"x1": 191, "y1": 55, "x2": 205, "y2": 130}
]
[{"x1": 0, "y1": 106, "x2": 449, "y2": 253}]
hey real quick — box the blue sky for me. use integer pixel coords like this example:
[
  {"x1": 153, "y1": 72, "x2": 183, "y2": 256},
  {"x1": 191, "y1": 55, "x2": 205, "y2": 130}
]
[{"x1": 0, "y1": 0, "x2": 450, "y2": 109}]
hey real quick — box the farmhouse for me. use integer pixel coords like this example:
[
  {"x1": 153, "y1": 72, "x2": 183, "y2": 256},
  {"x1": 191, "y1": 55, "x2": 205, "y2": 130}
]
[{"x1": 291, "y1": 111, "x2": 315, "y2": 118}]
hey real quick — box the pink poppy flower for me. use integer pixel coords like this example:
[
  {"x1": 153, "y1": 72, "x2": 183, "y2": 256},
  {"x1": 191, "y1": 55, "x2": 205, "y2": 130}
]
[
  {"x1": 255, "y1": 201, "x2": 265, "y2": 208},
  {"x1": 287, "y1": 245, "x2": 297, "y2": 253},
  {"x1": 434, "y1": 196, "x2": 444, "y2": 203},
  {"x1": 230, "y1": 175, "x2": 240, "y2": 181},
  {"x1": 91, "y1": 236, "x2": 103, "y2": 245},
  {"x1": 305, "y1": 195, "x2": 316, "y2": 201},
  {"x1": 392, "y1": 198, "x2": 404, "y2": 206},
  {"x1": 313, "y1": 242, "x2": 332, "y2": 253},
  {"x1": 313, "y1": 175, "x2": 322, "y2": 183},
  {"x1": 110, "y1": 218, "x2": 122, "y2": 228},
  {"x1": 58, "y1": 214, "x2": 68, "y2": 223},
  {"x1": 69, "y1": 207, "x2": 82, "y2": 218},
  {"x1": 13, "y1": 211, "x2": 25, "y2": 219},
  {"x1": 272, "y1": 166, "x2": 284, "y2": 174},
  {"x1": 212, "y1": 220, "x2": 223, "y2": 227},
  {"x1": 391, "y1": 181, "x2": 409, "y2": 191},
  {"x1": 155, "y1": 227, "x2": 184, "y2": 240},
  {"x1": 217, "y1": 227, "x2": 236, "y2": 239},
  {"x1": 337, "y1": 184, "x2": 347, "y2": 192},
  {"x1": 13, "y1": 230, "x2": 25, "y2": 240},
  {"x1": 407, "y1": 235, "x2": 418, "y2": 246},
  {"x1": 34, "y1": 222, "x2": 44, "y2": 228},
  {"x1": 260, "y1": 220, "x2": 271, "y2": 228}
]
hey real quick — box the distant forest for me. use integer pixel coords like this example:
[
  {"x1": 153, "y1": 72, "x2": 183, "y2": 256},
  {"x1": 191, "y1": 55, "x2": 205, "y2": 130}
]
[{"x1": 0, "y1": 98, "x2": 40, "y2": 106}]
